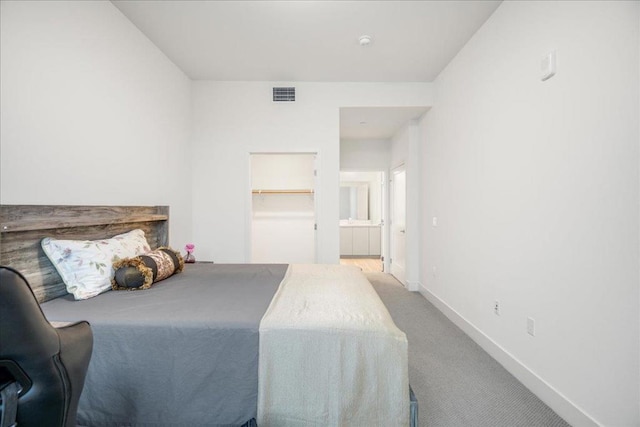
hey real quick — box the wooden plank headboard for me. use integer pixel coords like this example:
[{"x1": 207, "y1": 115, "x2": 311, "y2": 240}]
[{"x1": 0, "y1": 205, "x2": 169, "y2": 303}]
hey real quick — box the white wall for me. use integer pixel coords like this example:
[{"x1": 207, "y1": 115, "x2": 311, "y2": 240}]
[
  {"x1": 0, "y1": 1, "x2": 192, "y2": 248},
  {"x1": 191, "y1": 81, "x2": 432, "y2": 263},
  {"x1": 251, "y1": 195, "x2": 316, "y2": 264},
  {"x1": 420, "y1": 1, "x2": 639, "y2": 426},
  {"x1": 251, "y1": 153, "x2": 315, "y2": 190},
  {"x1": 392, "y1": 121, "x2": 421, "y2": 290},
  {"x1": 340, "y1": 139, "x2": 391, "y2": 170}
]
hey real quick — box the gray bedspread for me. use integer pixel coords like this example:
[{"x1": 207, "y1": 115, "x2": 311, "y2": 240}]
[{"x1": 40, "y1": 263, "x2": 288, "y2": 427}]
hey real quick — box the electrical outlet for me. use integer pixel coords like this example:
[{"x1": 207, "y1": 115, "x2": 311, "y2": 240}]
[
  {"x1": 527, "y1": 317, "x2": 536, "y2": 336},
  {"x1": 493, "y1": 300, "x2": 500, "y2": 316}
]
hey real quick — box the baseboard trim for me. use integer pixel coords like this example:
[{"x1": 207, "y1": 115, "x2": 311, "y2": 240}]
[
  {"x1": 417, "y1": 282, "x2": 601, "y2": 427},
  {"x1": 405, "y1": 280, "x2": 420, "y2": 292}
]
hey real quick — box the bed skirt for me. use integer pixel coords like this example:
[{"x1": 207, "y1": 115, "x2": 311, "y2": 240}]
[{"x1": 410, "y1": 385, "x2": 418, "y2": 427}]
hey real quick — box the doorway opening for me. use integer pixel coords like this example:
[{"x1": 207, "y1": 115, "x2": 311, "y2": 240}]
[
  {"x1": 338, "y1": 171, "x2": 384, "y2": 273},
  {"x1": 250, "y1": 153, "x2": 317, "y2": 263}
]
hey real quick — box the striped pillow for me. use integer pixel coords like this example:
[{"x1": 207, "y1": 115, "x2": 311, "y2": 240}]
[{"x1": 111, "y1": 247, "x2": 184, "y2": 290}]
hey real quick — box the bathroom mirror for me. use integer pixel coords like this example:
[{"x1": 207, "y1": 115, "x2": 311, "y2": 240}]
[{"x1": 339, "y1": 183, "x2": 369, "y2": 220}]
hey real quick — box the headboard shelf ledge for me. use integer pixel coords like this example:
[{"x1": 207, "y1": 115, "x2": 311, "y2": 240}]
[{"x1": 1, "y1": 214, "x2": 168, "y2": 234}]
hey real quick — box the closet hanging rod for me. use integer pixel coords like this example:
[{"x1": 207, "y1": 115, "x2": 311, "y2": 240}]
[{"x1": 252, "y1": 189, "x2": 314, "y2": 194}]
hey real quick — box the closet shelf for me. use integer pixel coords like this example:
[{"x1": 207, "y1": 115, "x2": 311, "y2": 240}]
[{"x1": 252, "y1": 189, "x2": 314, "y2": 194}]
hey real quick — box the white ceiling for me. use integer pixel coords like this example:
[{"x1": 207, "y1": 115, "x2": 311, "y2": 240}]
[
  {"x1": 340, "y1": 107, "x2": 430, "y2": 140},
  {"x1": 112, "y1": 0, "x2": 501, "y2": 140}
]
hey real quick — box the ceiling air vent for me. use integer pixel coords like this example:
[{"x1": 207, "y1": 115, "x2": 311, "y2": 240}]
[{"x1": 273, "y1": 87, "x2": 296, "y2": 102}]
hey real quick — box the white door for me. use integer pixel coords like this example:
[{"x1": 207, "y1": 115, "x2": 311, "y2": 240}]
[{"x1": 390, "y1": 166, "x2": 407, "y2": 285}]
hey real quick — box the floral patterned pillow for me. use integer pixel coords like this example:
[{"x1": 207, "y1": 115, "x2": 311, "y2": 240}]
[{"x1": 41, "y1": 229, "x2": 151, "y2": 300}]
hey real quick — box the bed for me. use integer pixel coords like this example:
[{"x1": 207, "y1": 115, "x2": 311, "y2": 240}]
[{"x1": 0, "y1": 205, "x2": 413, "y2": 427}]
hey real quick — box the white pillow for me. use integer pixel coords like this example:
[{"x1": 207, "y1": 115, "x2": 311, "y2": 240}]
[{"x1": 41, "y1": 229, "x2": 151, "y2": 300}]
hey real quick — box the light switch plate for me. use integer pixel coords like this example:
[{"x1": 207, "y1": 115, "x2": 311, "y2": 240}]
[
  {"x1": 527, "y1": 317, "x2": 536, "y2": 336},
  {"x1": 541, "y1": 51, "x2": 556, "y2": 81}
]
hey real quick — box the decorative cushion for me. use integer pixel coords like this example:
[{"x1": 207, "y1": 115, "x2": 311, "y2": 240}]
[
  {"x1": 41, "y1": 229, "x2": 151, "y2": 300},
  {"x1": 112, "y1": 247, "x2": 184, "y2": 290}
]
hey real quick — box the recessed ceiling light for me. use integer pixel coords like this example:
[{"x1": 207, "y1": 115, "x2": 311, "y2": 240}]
[
  {"x1": 359, "y1": 121, "x2": 367, "y2": 125},
  {"x1": 359, "y1": 35, "x2": 372, "y2": 46}
]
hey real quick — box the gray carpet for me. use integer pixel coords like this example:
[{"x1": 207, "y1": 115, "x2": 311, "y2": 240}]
[{"x1": 367, "y1": 272, "x2": 571, "y2": 427}]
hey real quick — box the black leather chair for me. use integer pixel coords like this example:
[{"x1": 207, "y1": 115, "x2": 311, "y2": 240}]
[{"x1": 0, "y1": 266, "x2": 93, "y2": 427}]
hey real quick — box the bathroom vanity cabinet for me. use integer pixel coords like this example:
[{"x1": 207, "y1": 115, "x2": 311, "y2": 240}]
[{"x1": 340, "y1": 225, "x2": 381, "y2": 256}]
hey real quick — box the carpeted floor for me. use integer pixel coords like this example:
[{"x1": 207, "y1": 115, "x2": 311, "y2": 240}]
[{"x1": 367, "y1": 272, "x2": 571, "y2": 427}]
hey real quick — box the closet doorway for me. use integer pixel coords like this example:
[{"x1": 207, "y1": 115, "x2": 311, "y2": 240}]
[{"x1": 250, "y1": 153, "x2": 317, "y2": 263}]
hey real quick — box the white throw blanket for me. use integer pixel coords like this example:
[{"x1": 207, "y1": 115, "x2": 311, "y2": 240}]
[{"x1": 257, "y1": 264, "x2": 409, "y2": 426}]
